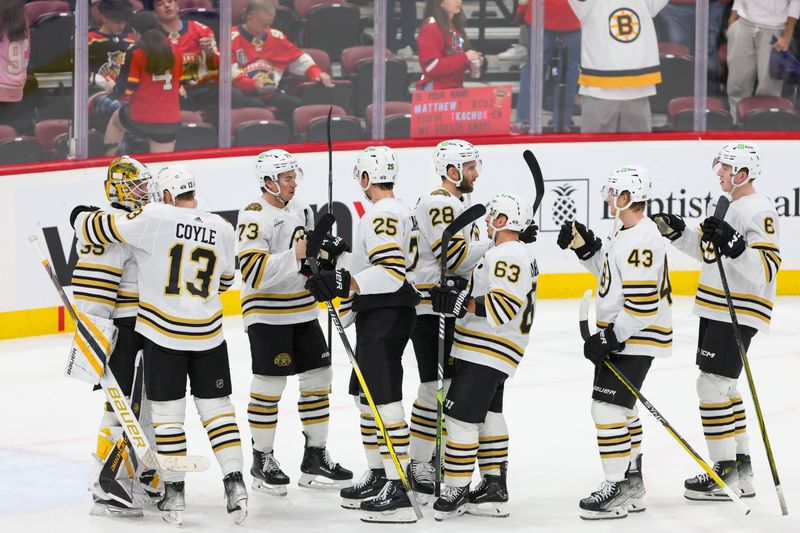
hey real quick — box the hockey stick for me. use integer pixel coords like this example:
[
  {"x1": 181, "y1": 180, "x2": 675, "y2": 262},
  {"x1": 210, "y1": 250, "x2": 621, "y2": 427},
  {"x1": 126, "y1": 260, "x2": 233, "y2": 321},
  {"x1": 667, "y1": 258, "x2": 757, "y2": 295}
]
[
  {"x1": 522, "y1": 149, "x2": 545, "y2": 216},
  {"x1": 307, "y1": 215, "x2": 424, "y2": 520},
  {"x1": 326, "y1": 106, "x2": 333, "y2": 360},
  {"x1": 435, "y1": 203, "x2": 488, "y2": 496},
  {"x1": 578, "y1": 290, "x2": 750, "y2": 515},
  {"x1": 30, "y1": 235, "x2": 210, "y2": 473},
  {"x1": 710, "y1": 196, "x2": 788, "y2": 515}
]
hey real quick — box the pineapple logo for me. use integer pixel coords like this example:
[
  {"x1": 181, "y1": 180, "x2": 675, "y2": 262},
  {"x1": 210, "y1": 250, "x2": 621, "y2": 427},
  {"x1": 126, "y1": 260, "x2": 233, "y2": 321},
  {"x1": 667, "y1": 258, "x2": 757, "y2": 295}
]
[{"x1": 551, "y1": 185, "x2": 578, "y2": 226}]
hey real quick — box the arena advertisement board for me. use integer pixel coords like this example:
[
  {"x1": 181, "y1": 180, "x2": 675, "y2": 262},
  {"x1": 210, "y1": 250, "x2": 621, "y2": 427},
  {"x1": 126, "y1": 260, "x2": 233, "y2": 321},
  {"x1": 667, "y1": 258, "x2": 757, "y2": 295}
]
[{"x1": 1, "y1": 138, "x2": 799, "y2": 338}]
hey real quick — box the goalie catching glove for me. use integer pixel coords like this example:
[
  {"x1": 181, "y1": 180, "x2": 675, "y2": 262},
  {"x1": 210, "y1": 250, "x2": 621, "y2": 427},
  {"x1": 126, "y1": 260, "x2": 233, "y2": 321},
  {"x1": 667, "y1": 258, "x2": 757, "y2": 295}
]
[{"x1": 557, "y1": 221, "x2": 602, "y2": 260}]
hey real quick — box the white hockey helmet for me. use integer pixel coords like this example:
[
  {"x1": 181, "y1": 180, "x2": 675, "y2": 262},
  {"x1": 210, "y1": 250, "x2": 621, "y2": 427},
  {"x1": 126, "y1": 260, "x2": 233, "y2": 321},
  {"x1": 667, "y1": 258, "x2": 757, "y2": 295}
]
[
  {"x1": 713, "y1": 141, "x2": 761, "y2": 183},
  {"x1": 253, "y1": 149, "x2": 303, "y2": 193},
  {"x1": 487, "y1": 192, "x2": 533, "y2": 233},
  {"x1": 434, "y1": 139, "x2": 481, "y2": 185},
  {"x1": 104, "y1": 155, "x2": 151, "y2": 210},
  {"x1": 151, "y1": 165, "x2": 196, "y2": 204},
  {"x1": 601, "y1": 165, "x2": 652, "y2": 210},
  {"x1": 353, "y1": 146, "x2": 398, "y2": 190}
]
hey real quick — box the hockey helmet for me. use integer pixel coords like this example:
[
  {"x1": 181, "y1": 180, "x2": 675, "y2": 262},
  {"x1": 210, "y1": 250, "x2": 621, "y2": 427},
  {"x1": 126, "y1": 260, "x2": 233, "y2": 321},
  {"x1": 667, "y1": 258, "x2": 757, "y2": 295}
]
[
  {"x1": 353, "y1": 146, "x2": 398, "y2": 190},
  {"x1": 601, "y1": 165, "x2": 652, "y2": 210},
  {"x1": 713, "y1": 142, "x2": 761, "y2": 183},
  {"x1": 151, "y1": 165, "x2": 196, "y2": 204},
  {"x1": 487, "y1": 192, "x2": 533, "y2": 233},
  {"x1": 253, "y1": 149, "x2": 303, "y2": 194},
  {"x1": 433, "y1": 139, "x2": 481, "y2": 186},
  {"x1": 104, "y1": 155, "x2": 151, "y2": 210}
]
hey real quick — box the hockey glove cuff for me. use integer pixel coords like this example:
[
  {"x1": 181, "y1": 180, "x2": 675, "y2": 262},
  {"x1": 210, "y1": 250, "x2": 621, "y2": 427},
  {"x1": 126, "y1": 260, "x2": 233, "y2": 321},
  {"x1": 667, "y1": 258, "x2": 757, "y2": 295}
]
[
  {"x1": 558, "y1": 221, "x2": 602, "y2": 260},
  {"x1": 431, "y1": 284, "x2": 470, "y2": 318},
  {"x1": 701, "y1": 216, "x2": 746, "y2": 258},
  {"x1": 650, "y1": 213, "x2": 685, "y2": 241},
  {"x1": 583, "y1": 327, "x2": 622, "y2": 366},
  {"x1": 70, "y1": 205, "x2": 101, "y2": 229},
  {"x1": 305, "y1": 268, "x2": 351, "y2": 302}
]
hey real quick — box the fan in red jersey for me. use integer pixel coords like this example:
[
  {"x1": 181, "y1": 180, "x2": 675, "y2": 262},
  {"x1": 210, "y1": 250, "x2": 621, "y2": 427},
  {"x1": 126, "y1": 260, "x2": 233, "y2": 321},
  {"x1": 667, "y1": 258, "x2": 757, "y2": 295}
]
[
  {"x1": 231, "y1": 0, "x2": 333, "y2": 125},
  {"x1": 104, "y1": 10, "x2": 182, "y2": 155}
]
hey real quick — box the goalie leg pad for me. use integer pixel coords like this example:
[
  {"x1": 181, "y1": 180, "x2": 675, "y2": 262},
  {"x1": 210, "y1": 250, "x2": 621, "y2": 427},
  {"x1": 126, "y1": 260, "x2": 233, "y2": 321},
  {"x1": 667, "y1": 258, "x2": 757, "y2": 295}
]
[
  {"x1": 591, "y1": 400, "x2": 630, "y2": 483},
  {"x1": 196, "y1": 396, "x2": 243, "y2": 476},
  {"x1": 249, "y1": 375, "x2": 286, "y2": 453},
  {"x1": 696, "y1": 372, "x2": 737, "y2": 462},
  {"x1": 67, "y1": 313, "x2": 119, "y2": 384},
  {"x1": 298, "y1": 366, "x2": 332, "y2": 447}
]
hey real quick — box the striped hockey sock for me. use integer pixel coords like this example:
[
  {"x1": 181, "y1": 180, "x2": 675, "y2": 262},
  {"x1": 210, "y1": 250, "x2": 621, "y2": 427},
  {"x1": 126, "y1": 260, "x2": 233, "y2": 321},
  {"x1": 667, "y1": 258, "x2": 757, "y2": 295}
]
[{"x1": 298, "y1": 390, "x2": 330, "y2": 447}]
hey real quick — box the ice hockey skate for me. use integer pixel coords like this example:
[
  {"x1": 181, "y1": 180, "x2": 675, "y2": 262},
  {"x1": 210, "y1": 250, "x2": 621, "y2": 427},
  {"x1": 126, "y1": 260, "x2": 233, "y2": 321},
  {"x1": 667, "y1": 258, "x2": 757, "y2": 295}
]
[
  {"x1": 467, "y1": 461, "x2": 509, "y2": 517},
  {"x1": 407, "y1": 459, "x2": 435, "y2": 505},
  {"x1": 251, "y1": 449, "x2": 290, "y2": 496},
  {"x1": 340, "y1": 468, "x2": 387, "y2": 509},
  {"x1": 579, "y1": 480, "x2": 630, "y2": 520},
  {"x1": 736, "y1": 454, "x2": 755, "y2": 498},
  {"x1": 359, "y1": 479, "x2": 417, "y2": 523},
  {"x1": 433, "y1": 485, "x2": 469, "y2": 521},
  {"x1": 626, "y1": 454, "x2": 646, "y2": 513},
  {"x1": 157, "y1": 482, "x2": 185, "y2": 526},
  {"x1": 298, "y1": 443, "x2": 353, "y2": 490},
  {"x1": 684, "y1": 460, "x2": 739, "y2": 501},
  {"x1": 89, "y1": 497, "x2": 144, "y2": 518},
  {"x1": 223, "y1": 471, "x2": 248, "y2": 524}
]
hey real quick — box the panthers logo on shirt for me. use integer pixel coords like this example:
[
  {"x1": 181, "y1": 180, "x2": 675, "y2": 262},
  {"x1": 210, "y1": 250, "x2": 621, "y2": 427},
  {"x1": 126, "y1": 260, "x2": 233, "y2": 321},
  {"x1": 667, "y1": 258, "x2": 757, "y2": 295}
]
[{"x1": 609, "y1": 8, "x2": 641, "y2": 43}]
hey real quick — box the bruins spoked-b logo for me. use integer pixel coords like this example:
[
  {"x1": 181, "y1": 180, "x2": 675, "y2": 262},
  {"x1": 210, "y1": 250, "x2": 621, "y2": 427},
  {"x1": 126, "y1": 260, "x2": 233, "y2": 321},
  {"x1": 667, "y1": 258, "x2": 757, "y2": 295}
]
[
  {"x1": 274, "y1": 353, "x2": 292, "y2": 367},
  {"x1": 609, "y1": 8, "x2": 641, "y2": 43}
]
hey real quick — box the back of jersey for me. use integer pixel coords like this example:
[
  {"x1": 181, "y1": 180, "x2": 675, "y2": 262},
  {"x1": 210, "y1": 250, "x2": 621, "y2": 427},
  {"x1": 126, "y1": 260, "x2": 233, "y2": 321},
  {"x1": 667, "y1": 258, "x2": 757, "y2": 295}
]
[{"x1": 76, "y1": 203, "x2": 236, "y2": 351}]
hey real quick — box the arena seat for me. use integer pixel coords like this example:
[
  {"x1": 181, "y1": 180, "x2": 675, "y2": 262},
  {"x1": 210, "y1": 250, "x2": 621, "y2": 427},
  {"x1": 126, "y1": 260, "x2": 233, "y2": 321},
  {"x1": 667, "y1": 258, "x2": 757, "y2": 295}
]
[
  {"x1": 651, "y1": 43, "x2": 694, "y2": 114},
  {"x1": 175, "y1": 121, "x2": 218, "y2": 151},
  {"x1": 234, "y1": 120, "x2": 290, "y2": 146},
  {"x1": 29, "y1": 11, "x2": 74, "y2": 73},
  {"x1": 179, "y1": 6, "x2": 220, "y2": 40},
  {"x1": 738, "y1": 96, "x2": 800, "y2": 130},
  {"x1": 24, "y1": 1, "x2": 69, "y2": 27},
  {"x1": 302, "y1": 2, "x2": 361, "y2": 61},
  {"x1": 667, "y1": 97, "x2": 733, "y2": 131},
  {"x1": 292, "y1": 104, "x2": 346, "y2": 135},
  {"x1": 365, "y1": 101, "x2": 412, "y2": 127},
  {"x1": 0, "y1": 137, "x2": 41, "y2": 164},
  {"x1": 306, "y1": 114, "x2": 363, "y2": 142},
  {"x1": 90, "y1": 0, "x2": 144, "y2": 26},
  {"x1": 34, "y1": 119, "x2": 70, "y2": 151},
  {"x1": 341, "y1": 46, "x2": 394, "y2": 77},
  {"x1": 0, "y1": 125, "x2": 18, "y2": 142}
]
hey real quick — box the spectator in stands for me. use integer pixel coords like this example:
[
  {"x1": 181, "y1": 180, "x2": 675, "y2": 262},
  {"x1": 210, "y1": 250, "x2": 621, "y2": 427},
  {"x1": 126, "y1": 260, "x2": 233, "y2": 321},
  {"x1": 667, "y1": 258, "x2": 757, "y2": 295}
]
[
  {"x1": 104, "y1": 10, "x2": 182, "y2": 155},
  {"x1": 498, "y1": 0, "x2": 529, "y2": 64},
  {"x1": 569, "y1": 0, "x2": 667, "y2": 133},
  {"x1": 388, "y1": 0, "x2": 418, "y2": 59},
  {"x1": 0, "y1": 0, "x2": 30, "y2": 132},
  {"x1": 658, "y1": 1, "x2": 728, "y2": 95},
  {"x1": 416, "y1": 0, "x2": 483, "y2": 90},
  {"x1": 231, "y1": 0, "x2": 333, "y2": 125},
  {"x1": 149, "y1": 0, "x2": 220, "y2": 117},
  {"x1": 89, "y1": 0, "x2": 135, "y2": 130},
  {"x1": 515, "y1": 0, "x2": 581, "y2": 132},
  {"x1": 726, "y1": 0, "x2": 800, "y2": 122}
]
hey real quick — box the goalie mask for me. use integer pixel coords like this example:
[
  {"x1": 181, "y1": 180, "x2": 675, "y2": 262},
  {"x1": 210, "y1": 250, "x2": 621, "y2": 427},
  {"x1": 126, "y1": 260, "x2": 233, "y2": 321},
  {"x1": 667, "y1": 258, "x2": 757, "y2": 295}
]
[
  {"x1": 105, "y1": 156, "x2": 151, "y2": 210},
  {"x1": 353, "y1": 146, "x2": 398, "y2": 191},
  {"x1": 601, "y1": 165, "x2": 652, "y2": 212},
  {"x1": 434, "y1": 139, "x2": 481, "y2": 187}
]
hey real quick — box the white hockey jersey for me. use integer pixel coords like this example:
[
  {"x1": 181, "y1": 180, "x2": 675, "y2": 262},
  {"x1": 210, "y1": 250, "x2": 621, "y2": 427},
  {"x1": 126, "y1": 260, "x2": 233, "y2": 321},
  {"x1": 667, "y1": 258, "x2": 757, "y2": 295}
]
[
  {"x1": 672, "y1": 193, "x2": 780, "y2": 333},
  {"x1": 74, "y1": 203, "x2": 236, "y2": 351},
  {"x1": 409, "y1": 187, "x2": 491, "y2": 315},
  {"x1": 339, "y1": 196, "x2": 418, "y2": 319},
  {"x1": 452, "y1": 240, "x2": 538, "y2": 378},
  {"x1": 71, "y1": 203, "x2": 139, "y2": 320},
  {"x1": 568, "y1": 0, "x2": 667, "y2": 99},
  {"x1": 581, "y1": 217, "x2": 672, "y2": 358},
  {"x1": 236, "y1": 196, "x2": 317, "y2": 327}
]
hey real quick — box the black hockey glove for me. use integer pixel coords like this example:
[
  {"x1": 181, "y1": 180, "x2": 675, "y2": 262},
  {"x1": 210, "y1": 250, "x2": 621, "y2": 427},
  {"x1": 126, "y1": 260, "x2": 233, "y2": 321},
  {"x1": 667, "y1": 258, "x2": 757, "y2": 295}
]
[
  {"x1": 431, "y1": 279, "x2": 470, "y2": 318},
  {"x1": 557, "y1": 221, "x2": 602, "y2": 260},
  {"x1": 519, "y1": 222, "x2": 539, "y2": 244},
  {"x1": 318, "y1": 233, "x2": 350, "y2": 270},
  {"x1": 305, "y1": 268, "x2": 351, "y2": 302},
  {"x1": 650, "y1": 213, "x2": 685, "y2": 242},
  {"x1": 701, "y1": 216, "x2": 746, "y2": 258},
  {"x1": 583, "y1": 327, "x2": 622, "y2": 366},
  {"x1": 69, "y1": 205, "x2": 101, "y2": 228}
]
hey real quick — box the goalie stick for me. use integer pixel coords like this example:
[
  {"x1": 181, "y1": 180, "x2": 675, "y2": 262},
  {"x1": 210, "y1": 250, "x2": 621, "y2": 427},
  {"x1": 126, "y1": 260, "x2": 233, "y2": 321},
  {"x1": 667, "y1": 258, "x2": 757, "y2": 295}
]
[
  {"x1": 578, "y1": 290, "x2": 750, "y2": 515},
  {"x1": 710, "y1": 195, "x2": 788, "y2": 515},
  {"x1": 434, "y1": 203, "x2": 488, "y2": 496},
  {"x1": 30, "y1": 235, "x2": 210, "y2": 473},
  {"x1": 306, "y1": 214, "x2": 424, "y2": 520}
]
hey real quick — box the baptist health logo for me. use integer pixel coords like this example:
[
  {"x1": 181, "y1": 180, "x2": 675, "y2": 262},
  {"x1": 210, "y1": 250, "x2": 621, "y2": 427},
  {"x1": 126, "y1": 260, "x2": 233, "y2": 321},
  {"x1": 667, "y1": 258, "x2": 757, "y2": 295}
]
[{"x1": 539, "y1": 179, "x2": 590, "y2": 232}]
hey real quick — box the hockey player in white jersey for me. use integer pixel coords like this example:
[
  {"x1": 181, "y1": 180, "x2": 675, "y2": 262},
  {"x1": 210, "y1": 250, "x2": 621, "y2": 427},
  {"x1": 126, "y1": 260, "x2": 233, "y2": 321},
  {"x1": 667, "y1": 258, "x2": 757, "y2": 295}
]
[
  {"x1": 70, "y1": 156, "x2": 159, "y2": 517},
  {"x1": 237, "y1": 149, "x2": 352, "y2": 497},
  {"x1": 557, "y1": 166, "x2": 672, "y2": 520},
  {"x1": 70, "y1": 165, "x2": 248, "y2": 525},
  {"x1": 406, "y1": 139, "x2": 492, "y2": 499},
  {"x1": 305, "y1": 146, "x2": 420, "y2": 523},
  {"x1": 428, "y1": 193, "x2": 537, "y2": 521},
  {"x1": 651, "y1": 142, "x2": 780, "y2": 501}
]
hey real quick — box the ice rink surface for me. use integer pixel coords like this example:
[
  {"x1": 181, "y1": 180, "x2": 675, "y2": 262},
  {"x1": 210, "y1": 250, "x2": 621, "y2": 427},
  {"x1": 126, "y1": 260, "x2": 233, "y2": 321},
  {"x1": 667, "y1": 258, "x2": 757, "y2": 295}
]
[{"x1": 1, "y1": 296, "x2": 799, "y2": 532}]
